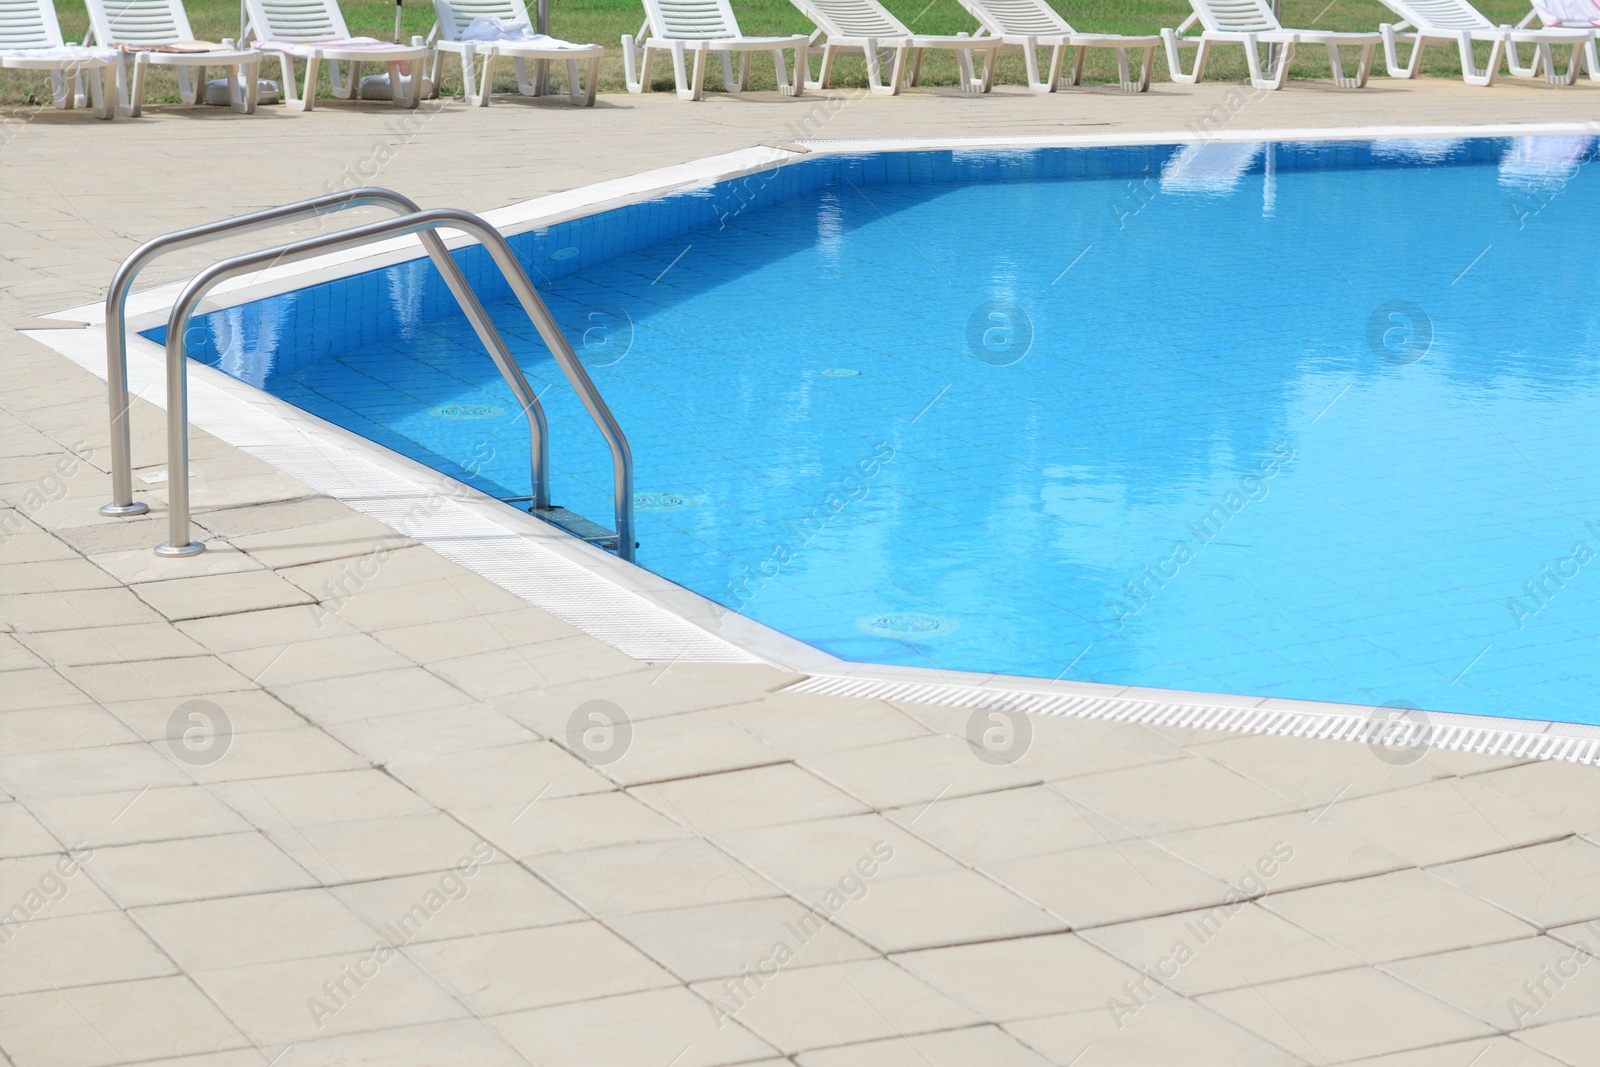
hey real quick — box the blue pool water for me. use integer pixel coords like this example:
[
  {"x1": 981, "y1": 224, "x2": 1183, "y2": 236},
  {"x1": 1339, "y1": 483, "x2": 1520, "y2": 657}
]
[{"x1": 165, "y1": 137, "x2": 1600, "y2": 725}]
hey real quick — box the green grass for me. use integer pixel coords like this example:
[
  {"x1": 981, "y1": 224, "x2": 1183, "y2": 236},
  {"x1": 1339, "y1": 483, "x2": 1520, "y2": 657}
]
[{"x1": 2, "y1": 0, "x2": 1545, "y2": 105}]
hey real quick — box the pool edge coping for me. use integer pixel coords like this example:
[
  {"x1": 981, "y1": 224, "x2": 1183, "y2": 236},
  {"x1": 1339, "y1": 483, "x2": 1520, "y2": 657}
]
[{"x1": 28, "y1": 120, "x2": 1600, "y2": 766}]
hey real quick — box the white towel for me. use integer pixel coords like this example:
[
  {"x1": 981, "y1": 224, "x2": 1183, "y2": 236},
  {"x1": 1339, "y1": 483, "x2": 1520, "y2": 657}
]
[
  {"x1": 0, "y1": 45, "x2": 119, "y2": 63},
  {"x1": 458, "y1": 17, "x2": 587, "y2": 47},
  {"x1": 1533, "y1": 0, "x2": 1600, "y2": 25}
]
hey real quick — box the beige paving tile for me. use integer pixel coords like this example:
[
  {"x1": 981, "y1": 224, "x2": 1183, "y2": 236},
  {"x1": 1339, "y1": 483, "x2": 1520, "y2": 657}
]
[
  {"x1": 719, "y1": 814, "x2": 957, "y2": 893},
  {"x1": 1002, "y1": 998, "x2": 1303, "y2": 1067},
  {"x1": 795, "y1": 1025, "x2": 1055, "y2": 1067},
  {"x1": 0, "y1": 850, "x2": 116, "y2": 922},
  {"x1": 131, "y1": 888, "x2": 381, "y2": 971},
  {"x1": 1514, "y1": 1014, "x2": 1600, "y2": 1066},
  {"x1": 1052, "y1": 756, "x2": 1300, "y2": 837},
  {"x1": 276, "y1": 543, "x2": 472, "y2": 595},
  {"x1": 192, "y1": 950, "x2": 467, "y2": 1044},
  {"x1": 175, "y1": 725, "x2": 368, "y2": 784},
  {"x1": 386, "y1": 741, "x2": 612, "y2": 811},
  {"x1": 89, "y1": 542, "x2": 266, "y2": 585},
  {"x1": 210, "y1": 770, "x2": 432, "y2": 830},
  {"x1": 0, "y1": 742, "x2": 191, "y2": 798},
  {"x1": 0, "y1": 976, "x2": 248, "y2": 1067},
  {"x1": 0, "y1": 588, "x2": 165, "y2": 632},
  {"x1": 494, "y1": 663, "x2": 800, "y2": 734},
  {"x1": 0, "y1": 705, "x2": 138, "y2": 753},
  {"x1": 1468, "y1": 760, "x2": 1600, "y2": 835},
  {"x1": 892, "y1": 932, "x2": 1143, "y2": 1022},
  {"x1": 131, "y1": 570, "x2": 316, "y2": 622},
  {"x1": 406, "y1": 921, "x2": 677, "y2": 1014},
  {"x1": 0, "y1": 632, "x2": 45, "y2": 671},
  {"x1": 634, "y1": 763, "x2": 869, "y2": 836},
  {"x1": 1384, "y1": 937, "x2": 1600, "y2": 1030},
  {"x1": 322, "y1": 703, "x2": 537, "y2": 764},
  {"x1": 1015, "y1": 717, "x2": 1195, "y2": 781},
  {"x1": 330, "y1": 861, "x2": 584, "y2": 944},
  {"x1": 1338, "y1": 1036, "x2": 1572, "y2": 1066},
  {"x1": 1326, "y1": 779, "x2": 1565, "y2": 867},
  {"x1": 594, "y1": 708, "x2": 786, "y2": 787},
  {"x1": 0, "y1": 528, "x2": 74, "y2": 567},
  {"x1": 0, "y1": 668, "x2": 86, "y2": 711},
  {"x1": 268, "y1": 1018, "x2": 529, "y2": 1067},
  {"x1": 312, "y1": 575, "x2": 530, "y2": 632},
  {"x1": 17, "y1": 622, "x2": 207, "y2": 666},
  {"x1": 220, "y1": 632, "x2": 414, "y2": 687},
  {"x1": 456, "y1": 790, "x2": 693, "y2": 858},
  {"x1": 986, "y1": 839, "x2": 1235, "y2": 928},
  {"x1": 191, "y1": 497, "x2": 355, "y2": 539},
  {"x1": 802, "y1": 733, "x2": 1040, "y2": 809},
  {"x1": 830, "y1": 869, "x2": 1066, "y2": 953},
  {"x1": 0, "y1": 557, "x2": 120, "y2": 594},
  {"x1": 690, "y1": 958, "x2": 981, "y2": 1055},
  {"x1": 231, "y1": 515, "x2": 414, "y2": 569},
  {"x1": 607, "y1": 896, "x2": 878, "y2": 982},
  {"x1": 1260, "y1": 869, "x2": 1540, "y2": 963},
  {"x1": 175, "y1": 603, "x2": 358, "y2": 654},
  {"x1": 1199, "y1": 967, "x2": 1497, "y2": 1063},
  {"x1": 530, "y1": 838, "x2": 780, "y2": 915},
  {"x1": 0, "y1": 911, "x2": 175, "y2": 995},
  {"x1": 1429, "y1": 837, "x2": 1600, "y2": 928},
  {"x1": 372, "y1": 607, "x2": 580, "y2": 664},
  {"x1": 1199, "y1": 732, "x2": 1459, "y2": 807},
  {"x1": 89, "y1": 831, "x2": 316, "y2": 907},
  {"x1": 1152, "y1": 810, "x2": 1411, "y2": 893},
  {"x1": 101, "y1": 689, "x2": 307, "y2": 741},
  {"x1": 721, "y1": 691, "x2": 928, "y2": 758},
  {"x1": 0, "y1": 802, "x2": 60, "y2": 857},
  {"x1": 98, "y1": 1051, "x2": 269, "y2": 1067},
  {"x1": 1549, "y1": 916, "x2": 1600, "y2": 955},
  {"x1": 427, "y1": 637, "x2": 644, "y2": 699},
  {"x1": 272, "y1": 668, "x2": 481, "y2": 725},
  {"x1": 269, "y1": 812, "x2": 490, "y2": 884},
  {"x1": 494, "y1": 986, "x2": 778, "y2": 1067},
  {"x1": 1081, "y1": 900, "x2": 1363, "y2": 995},
  {"x1": 885, "y1": 784, "x2": 1135, "y2": 868},
  {"x1": 60, "y1": 655, "x2": 256, "y2": 703}
]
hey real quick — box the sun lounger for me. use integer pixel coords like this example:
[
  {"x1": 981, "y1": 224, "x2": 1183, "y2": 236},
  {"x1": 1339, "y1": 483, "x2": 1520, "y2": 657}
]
[
  {"x1": 956, "y1": 0, "x2": 1160, "y2": 92},
  {"x1": 621, "y1": 0, "x2": 809, "y2": 100},
  {"x1": 1163, "y1": 0, "x2": 1379, "y2": 89},
  {"x1": 1513, "y1": 0, "x2": 1599, "y2": 81},
  {"x1": 82, "y1": 0, "x2": 261, "y2": 115},
  {"x1": 428, "y1": 0, "x2": 602, "y2": 105},
  {"x1": 0, "y1": 0, "x2": 119, "y2": 118},
  {"x1": 1378, "y1": 0, "x2": 1594, "y2": 85},
  {"x1": 243, "y1": 0, "x2": 433, "y2": 109},
  {"x1": 789, "y1": 0, "x2": 996, "y2": 95}
]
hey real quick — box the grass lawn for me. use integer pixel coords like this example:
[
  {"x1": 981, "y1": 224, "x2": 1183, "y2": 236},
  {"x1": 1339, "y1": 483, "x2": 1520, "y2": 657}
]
[{"x1": 2, "y1": 0, "x2": 1546, "y2": 104}]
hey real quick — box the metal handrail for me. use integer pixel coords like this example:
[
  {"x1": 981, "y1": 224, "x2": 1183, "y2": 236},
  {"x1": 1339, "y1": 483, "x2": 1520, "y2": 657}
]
[
  {"x1": 102, "y1": 187, "x2": 550, "y2": 519},
  {"x1": 155, "y1": 207, "x2": 636, "y2": 562}
]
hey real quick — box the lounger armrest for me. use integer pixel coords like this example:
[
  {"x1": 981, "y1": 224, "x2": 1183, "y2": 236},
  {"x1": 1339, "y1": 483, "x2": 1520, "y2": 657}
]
[
  {"x1": 1069, "y1": 33, "x2": 1163, "y2": 46},
  {"x1": 1292, "y1": 30, "x2": 1381, "y2": 44}
]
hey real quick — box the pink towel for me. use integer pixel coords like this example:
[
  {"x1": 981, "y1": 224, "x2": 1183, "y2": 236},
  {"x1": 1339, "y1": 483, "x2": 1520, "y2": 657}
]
[
  {"x1": 252, "y1": 36, "x2": 416, "y2": 57},
  {"x1": 1532, "y1": 0, "x2": 1600, "y2": 26}
]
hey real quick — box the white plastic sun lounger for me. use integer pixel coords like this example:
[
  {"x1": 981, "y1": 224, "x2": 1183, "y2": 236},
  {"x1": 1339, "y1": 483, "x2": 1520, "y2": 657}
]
[
  {"x1": 1514, "y1": 0, "x2": 1599, "y2": 81},
  {"x1": 1163, "y1": 0, "x2": 1379, "y2": 89},
  {"x1": 243, "y1": 0, "x2": 432, "y2": 110},
  {"x1": 1378, "y1": 0, "x2": 1594, "y2": 85},
  {"x1": 955, "y1": 0, "x2": 1160, "y2": 92},
  {"x1": 0, "y1": 0, "x2": 119, "y2": 118},
  {"x1": 788, "y1": 0, "x2": 996, "y2": 95},
  {"x1": 82, "y1": 0, "x2": 261, "y2": 116},
  {"x1": 428, "y1": 0, "x2": 602, "y2": 106},
  {"x1": 622, "y1": 0, "x2": 809, "y2": 100}
]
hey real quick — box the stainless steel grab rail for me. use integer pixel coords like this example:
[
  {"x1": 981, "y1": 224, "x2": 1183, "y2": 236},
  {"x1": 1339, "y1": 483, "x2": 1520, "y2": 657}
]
[
  {"x1": 155, "y1": 207, "x2": 636, "y2": 562},
  {"x1": 102, "y1": 187, "x2": 550, "y2": 519}
]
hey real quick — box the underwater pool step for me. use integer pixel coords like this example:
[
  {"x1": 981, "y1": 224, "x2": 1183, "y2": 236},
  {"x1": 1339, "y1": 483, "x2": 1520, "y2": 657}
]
[{"x1": 511, "y1": 502, "x2": 622, "y2": 551}]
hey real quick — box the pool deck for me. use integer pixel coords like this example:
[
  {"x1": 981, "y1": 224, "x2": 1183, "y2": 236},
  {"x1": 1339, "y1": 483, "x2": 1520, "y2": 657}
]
[{"x1": 3, "y1": 81, "x2": 1600, "y2": 1067}]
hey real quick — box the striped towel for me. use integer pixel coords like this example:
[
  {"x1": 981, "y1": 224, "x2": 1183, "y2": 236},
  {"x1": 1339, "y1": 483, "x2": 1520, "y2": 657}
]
[
  {"x1": 1532, "y1": 0, "x2": 1600, "y2": 25},
  {"x1": 251, "y1": 37, "x2": 416, "y2": 56}
]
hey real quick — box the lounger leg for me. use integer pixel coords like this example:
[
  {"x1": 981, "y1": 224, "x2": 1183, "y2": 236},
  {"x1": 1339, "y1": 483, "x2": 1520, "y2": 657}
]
[
  {"x1": 92, "y1": 64, "x2": 115, "y2": 119},
  {"x1": 1458, "y1": 30, "x2": 1497, "y2": 86},
  {"x1": 1584, "y1": 34, "x2": 1598, "y2": 82},
  {"x1": 980, "y1": 46, "x2": 997, "y2": 92},
  {"x1": 238, "y1": 58, "x2": 258, "y2": 112},
  {"x1": 1244, "y1": 34, "x2": 1291, "y2": 89},
  {"x1": 1130, "y1": 44, "x2": 1155, "y2": 91},
  {"x1": 808, "y1": 43, "x2": 834, "y2": 90},
  {"x1": 887, "y1": 45, "x2": 909, "y2": 94},
  {"x1": 621, "y1": 34, "x2": 644, "y2": 92},
  {"x1": 121, "y1": 56, "x2": 143, "y2": 116},
  {"x1": 908, "y1": 46, "x2": 923, "y2": 87},
  {"x1": 788, "y1": 42, "x2": 805, "y2": 96},
  {"x1": 297, "y1": 55, "x2": 320, "y2": 111},
  {"x1": 1162, "y1": 30, "x2": 1207, "y2": 84},
  {"x1": 669, "y1": 41, "x2": 704, "y2": 100},
  {"x1": 1061, "y1": 45, "x2": 1083, "y2": 88},
  {"x1": 1324, "y1": 42, "x2": 1370, "y2": 88},
  {"x1": 862, "y1": 36, "x2": 890, "y2": 95},
  {"x1": 480, "y1": 50, "x2": 501, "y2": 105}
]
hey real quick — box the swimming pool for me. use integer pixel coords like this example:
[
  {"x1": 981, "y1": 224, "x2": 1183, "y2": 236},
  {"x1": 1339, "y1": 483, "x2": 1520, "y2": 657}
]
[{"x1": 161, "y1": 136, "x2": 1600, "y2": 726}]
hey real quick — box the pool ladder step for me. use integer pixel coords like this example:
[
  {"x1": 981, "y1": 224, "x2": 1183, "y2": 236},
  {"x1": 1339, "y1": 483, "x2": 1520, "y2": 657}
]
[{"x1": 508, "y1": 501, "x2": 622, "y2": 551}]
